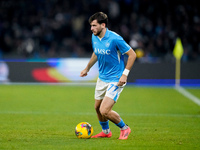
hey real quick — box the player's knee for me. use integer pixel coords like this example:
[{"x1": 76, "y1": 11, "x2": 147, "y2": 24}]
[{"x1": 99, "y1": 107, "x2": 109, "y2": 118}]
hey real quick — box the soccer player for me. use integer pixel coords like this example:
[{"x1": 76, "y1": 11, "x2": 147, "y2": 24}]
[{"x1": 80, "y1": 12, "x2": 136, "y2": 140}]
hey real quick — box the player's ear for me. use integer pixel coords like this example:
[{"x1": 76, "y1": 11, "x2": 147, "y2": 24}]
[{"x1": 101, "y1": 23, "x2": 106, "y2": 28}]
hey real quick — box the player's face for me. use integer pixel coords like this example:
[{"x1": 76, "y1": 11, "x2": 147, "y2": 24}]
[{"x1": 90, "y1": 20, "x2": 104, "y2": 36}]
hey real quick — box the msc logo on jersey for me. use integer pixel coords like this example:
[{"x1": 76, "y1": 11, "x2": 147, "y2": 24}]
[{"x1": 94, "y1": 48, "x2": 111, "y2": 55}]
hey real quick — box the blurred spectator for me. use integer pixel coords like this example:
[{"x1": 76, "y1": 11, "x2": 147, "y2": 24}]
[{"x1": 0, "y1": 0, "x2": 199, "y2": 62}]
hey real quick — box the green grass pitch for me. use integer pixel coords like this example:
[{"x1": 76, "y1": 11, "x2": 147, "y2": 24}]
[{"x1": 0, "y1": 84, "x2": 200, "y2": 149}]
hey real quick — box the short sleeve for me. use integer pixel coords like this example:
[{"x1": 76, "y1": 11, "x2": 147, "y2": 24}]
[{"x1": 115, "y1": 37, "x2": 131, "y2": 54}]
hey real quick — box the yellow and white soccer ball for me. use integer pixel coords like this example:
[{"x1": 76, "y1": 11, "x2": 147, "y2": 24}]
[{"x1": 75, "y1": 122, "x2": 93, "y2": 139}]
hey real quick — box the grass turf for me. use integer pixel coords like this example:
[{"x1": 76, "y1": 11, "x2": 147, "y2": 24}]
[{"x1": 0, "y1": 85, "x2": 200, "y2": 149}]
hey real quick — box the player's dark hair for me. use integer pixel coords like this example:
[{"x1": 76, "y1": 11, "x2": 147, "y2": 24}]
[{"x1": 89, "y1": 12, "x2": 108, "y2": 26}]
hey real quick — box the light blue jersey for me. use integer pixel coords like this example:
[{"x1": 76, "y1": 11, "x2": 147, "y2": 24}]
[{"x1": 92, "y1": 29, "x2": 131, "y2": 82}]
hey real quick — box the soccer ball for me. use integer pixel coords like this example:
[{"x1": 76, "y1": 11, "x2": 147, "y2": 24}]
[{"x1": 75, "y1": 122, "x2": 93, "y2": 139}]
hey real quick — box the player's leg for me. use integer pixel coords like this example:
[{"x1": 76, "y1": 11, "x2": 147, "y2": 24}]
[
  {"x1": 99, "y1": 96, "x2": 120, "y2": 123},
  {"x1": 100, "y1": 96, "x2": 128, "y2": 129},
  {"x1": 101, "y1": 83, "x2": 131, "y2": 140},
  {"x1": 100, "y1": 96, "x2": 131, "y2": 140},
  {"x1": 94, "y1": 99, "x2": 107, "y2": 122},
  {"x1": 94, "y1": 99, "x2": 110, "y2": 133},
  {"x1": 91, "y1": 99, "x2": 112, "y2": 138},
  {"x1": 92, "y1": 78, "x2": 112, "y2": 138}
]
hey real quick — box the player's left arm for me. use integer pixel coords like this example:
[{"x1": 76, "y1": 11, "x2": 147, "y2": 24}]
[{"x1": 117, "y1": 48, "x2": 136, "y2": 86}]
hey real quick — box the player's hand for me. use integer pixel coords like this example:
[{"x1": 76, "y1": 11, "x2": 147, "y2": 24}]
[
  {"x1": 117, "y1": 74, "x2": 127, "y2": 87},
  {"x1": 80, "y1": 69, "x2": 88, "y2": 77}
]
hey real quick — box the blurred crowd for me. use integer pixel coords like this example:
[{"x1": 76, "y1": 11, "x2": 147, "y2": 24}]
[{"x1": 0, "y1": 0, "x2": 199, "y2": 62}]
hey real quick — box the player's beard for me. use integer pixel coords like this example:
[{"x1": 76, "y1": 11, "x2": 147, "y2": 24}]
[{"x1": 95, "y1": 27, "x2": 103, "y2": 37}]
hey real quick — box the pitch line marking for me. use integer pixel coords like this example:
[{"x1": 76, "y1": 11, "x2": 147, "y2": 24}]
[
  {"x1": 0, "y1": 111, "x2": 199, "y2": 118},
  {"x1": 175, "y1": 86, "x2": 200, "y2": 106}
]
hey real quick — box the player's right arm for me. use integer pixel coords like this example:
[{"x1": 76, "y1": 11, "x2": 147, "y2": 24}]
[{"x1": 80, "y1": 52, "x2": 97, "y2": 77}]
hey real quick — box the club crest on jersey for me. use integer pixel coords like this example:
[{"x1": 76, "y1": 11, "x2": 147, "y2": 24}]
[
  {"x1": 94, "y1": 48, "x2": 111, "y2": 55},
  {"x1": 105, "y1": 42, "x2": 110, "y2": 47}
]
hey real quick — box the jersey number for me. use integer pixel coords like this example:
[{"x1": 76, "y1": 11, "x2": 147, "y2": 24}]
[{"x1": 107, "y1": 84, "x2": 119, "y2": 92}]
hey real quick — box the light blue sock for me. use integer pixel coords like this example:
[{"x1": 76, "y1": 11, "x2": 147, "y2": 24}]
[
  {"x1": 115, "y1": 118, "x2": 125, "y2": 128},
  {"x1": 99, "y1": 120, "x2": 109, "y2": 130}
]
